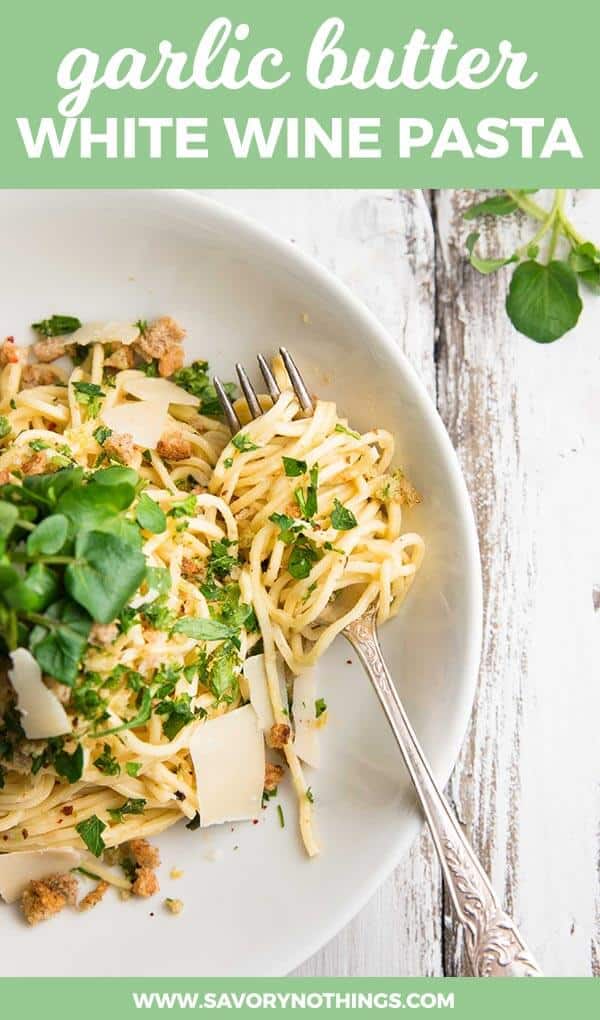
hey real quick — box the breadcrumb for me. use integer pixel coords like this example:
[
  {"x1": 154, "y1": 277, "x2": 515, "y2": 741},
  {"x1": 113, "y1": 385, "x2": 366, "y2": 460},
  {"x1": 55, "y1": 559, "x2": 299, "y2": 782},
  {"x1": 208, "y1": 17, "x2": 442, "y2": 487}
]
[
  {"x1": 169, "y1": 867, "x2": 184, "y2": 880},
  {"x1": 21, "y1": 364, "x2": 62, "y2": 387},
  {"x1": 104, "y1": 345, "x2": 135, "y2": 371},
  {"x1": 264, "y1": 762, "x2": 285, "y2": 792},
  {"x1": 127, "y1": 838, "x2": 161, "y2": 870},
  {"x1": 164, "y1": 897, "x2": 183, "y2": 915},
  {"x1": 104, "y1": 432, "x2": 141, "y2": 469},
  {"x1": 269, "y1": 724, "x2": 291, "y2": 750},
  {"x1": 20, "y1": 873, "x2": 78, "y2": 926},
  {"x1": 132, "y1": 866, "x2": 159, "y2": 898},
  {"x1": 78, "y1": 880, "x2": 109, "y2": 912},
  {"x1": 89, "y1": 622, "x2": 119, "y2": 647},
  {"x1": 134, "y1": 316, "x2": 185, "y2": 363},
  {"x1": 157, "y1": 431, "x2": 192, "y2": 462},
  {"x1": 181, "y1": 557, "x2": 203, "y2": 578},
  {"x1": 21, "y1": 452, "x2": 48, "y2": 476},
  {"x1": 32, "y1": 337, "x2": 67, "y2": 363},
  {"x1": 158, "y1": 345, "x2": 185, "y2": 379}
]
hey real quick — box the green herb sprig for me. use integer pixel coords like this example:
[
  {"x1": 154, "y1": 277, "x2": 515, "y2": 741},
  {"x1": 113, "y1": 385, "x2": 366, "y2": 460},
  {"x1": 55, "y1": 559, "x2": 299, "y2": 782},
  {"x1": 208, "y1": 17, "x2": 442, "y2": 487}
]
[{"x1": 465, "y1": 189, "x2": 599, "y2": 343}]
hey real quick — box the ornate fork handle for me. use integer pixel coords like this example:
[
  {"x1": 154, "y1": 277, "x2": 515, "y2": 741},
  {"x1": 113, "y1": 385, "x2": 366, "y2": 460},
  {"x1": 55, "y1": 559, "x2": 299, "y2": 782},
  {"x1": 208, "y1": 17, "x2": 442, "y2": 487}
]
[{"x1": 344, "y1": 605, "x2": 542, "y2": 977}]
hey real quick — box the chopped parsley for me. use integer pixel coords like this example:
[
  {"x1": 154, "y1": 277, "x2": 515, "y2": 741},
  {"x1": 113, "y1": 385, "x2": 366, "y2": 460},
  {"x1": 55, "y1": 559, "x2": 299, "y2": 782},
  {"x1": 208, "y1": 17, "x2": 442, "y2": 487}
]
[
  {"x1": 277, "y1": 804, "x2": 285, "y2": 828},
  {"x1": 155, "y1": 694, "x2": 197, "y2": 739},
  {"x1": 335, "y1": 423, "x2": 360, "y2": 440},
  {"x1": 125, "y1": 761, "x2": 142, "y2": 778},
  {"x1": 142, "y1": 597, "x2": 176, "y2": 632},
  {"x1": 93, "y1": 425, "x2": 112, "y2": 446},
  {"x1": 135, "y1": 319, "x2": 148, "y2": 335},
  {"x1": 315, "y1": 698, "x2": 327, "y2": 718},
  {"x1": 72, "y1": 381, "x2": 105, "y2": 417},
  {"x1": 288, "y1": 534, "x2": 323, "y2": 580},
  {"x1": 269, "y1": 512, "x2": 301, "y2": 545},
  {"x1": 93, "y1": 743, "x2": 121, "y2": 776},
  {"x1": 206, "y1": 537, "x2": 238, "y2": 581},
  {"x1": 231, "y1": 433, "x2": 259, "y2": 453},
  {"x1": 108, "y1": 797, "x2": 146, "y2": 823},
  {"x1": 167, "y1": 494, "x2": 197, "y2": 519},
  {"x1": 172, "y1": 361, "x2": 237, "y2": 417},
  {"x1": 294, "y1": 465, "x2": 319, "y2": 519},
  {"x1": 186, "y1": 812, "x2": 201, "y2": 831},
  {"x1": 76, "y1": 815, "x2": 106, "y2": 856},
  {"x1": 306, "y1": 787, "x2": 314, "y2": 803},
  {"x1": 330, "y1": 498, "x2": 358, "y2": 531},
  {"x1": 282, "y1": 456, "x2": 307, "y2": 477},
  {"x1": 32, "y1": 315, "x2": 81, "y2": 337},
  {"x1": 0, "y1": 416, "x2": 11, "y2": 440},
  {"x1": 53, "y1": 742, "x2": 84, "y2": 783}
]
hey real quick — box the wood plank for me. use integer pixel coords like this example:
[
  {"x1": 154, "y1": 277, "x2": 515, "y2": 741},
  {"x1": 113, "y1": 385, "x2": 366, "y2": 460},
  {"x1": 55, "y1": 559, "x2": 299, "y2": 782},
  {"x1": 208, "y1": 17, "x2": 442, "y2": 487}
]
[
  {"x1": 201, "y1": 189, "x2": 442, "y2": 976},
  {"x1": 433, "y1": 189, "x2": 600, "y2": 976}
]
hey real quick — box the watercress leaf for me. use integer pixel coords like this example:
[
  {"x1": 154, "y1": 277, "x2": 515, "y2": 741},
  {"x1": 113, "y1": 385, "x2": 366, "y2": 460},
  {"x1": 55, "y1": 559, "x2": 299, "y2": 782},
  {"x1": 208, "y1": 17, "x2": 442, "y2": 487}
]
[
  {"x1": 282, "y1": 456, "x2": 307, "y2": 477},
  {"x1": 29, "y1": 599, "x2": 92, "y2": 686},
  {"x1": 91, "y1": 466, "x2": 139, "y2": 490},
  {"x1": 144, "y1": 566, "x2": 171, "y2": 596},
  {"x1": 0, "y1": 502, "x2": 18, "y2": 539},
  {"x1": 330, "y1": 498, "x2": 358, "y2": 531},
  {"x1": 568, "y1": 243, "x2": 600, "y2": 288},
  {"x1": 136, "y1": 493, "x2": 167, "y2": 534},
  {"x1": 32, "y1": 315, "x2": 81, "y2": 337},
  {"x1": 75, "y1": 815, "x2": 106, "y2": 856},
  {"x1": 57, "y1": 483, "x2": 135, "y2": 531},
  {"x1": 172, "y1": 617, "x2": 237, "y2": 641},
  {"x1": 66, "y1": 530, "x2": 146, "y2": 623},
  {"x1": 26, "y1": 514, "x2": 69, "y2": 556},
  {"x1": 0, "y1": 564, "x2": 20, "y2": 590},
  {"x1": 506, "y1": 260, "x2": 583, "y2": 343},
  {"x1": 463, "y1": 194, "x2": 518, "y2": 220},
  {"x1": 465, "y1": 232, "x2": 518, "y2": 276},
  {"x1": 23, "y1": 467, "x2": 84, "y2": 508},
  {"x1": 54, "y1": 742, "x2": 84, "y2": 783},
  {"x1": 95, "y1": 516, "x2": 143, "y2": 549},
  {"x1": 4, "y1": 564, "x2": 59, "y2": 613}
]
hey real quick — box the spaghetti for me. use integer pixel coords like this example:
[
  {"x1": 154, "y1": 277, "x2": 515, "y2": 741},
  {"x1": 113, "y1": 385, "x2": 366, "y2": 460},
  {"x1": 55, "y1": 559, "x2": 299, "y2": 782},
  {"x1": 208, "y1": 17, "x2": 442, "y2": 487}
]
[{"x1": 0, "y1": 318, "x2": 424, "y2": 873}]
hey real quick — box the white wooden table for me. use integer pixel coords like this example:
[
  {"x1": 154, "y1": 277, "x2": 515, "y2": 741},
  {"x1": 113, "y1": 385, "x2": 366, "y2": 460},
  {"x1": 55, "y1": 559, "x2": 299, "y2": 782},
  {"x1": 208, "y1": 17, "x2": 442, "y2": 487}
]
[{"x1": 201, "y1": 189, "x2": 600, "y2": 977}]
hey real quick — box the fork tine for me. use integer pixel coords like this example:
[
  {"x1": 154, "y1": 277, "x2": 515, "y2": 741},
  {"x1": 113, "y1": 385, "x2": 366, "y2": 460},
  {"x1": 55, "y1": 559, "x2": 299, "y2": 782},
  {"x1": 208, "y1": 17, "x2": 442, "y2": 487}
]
[
  {"x1": 235, "y1": 363, "x2": 263, "y2": 420},
  {"x1": 214, "y1": 375, "x2": 241, "y2": 433},
  {"x1": 279, "y1": 347, "x2": 314, "y2": 414},
  {"x1": 257, "y1": 354, "x2": 281, "y2": 402}
]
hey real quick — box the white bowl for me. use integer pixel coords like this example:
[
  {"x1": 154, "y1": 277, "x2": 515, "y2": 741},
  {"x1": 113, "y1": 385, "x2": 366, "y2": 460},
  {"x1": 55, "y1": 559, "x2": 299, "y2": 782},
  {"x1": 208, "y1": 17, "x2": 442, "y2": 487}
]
[{"x1": 0, "y1": 191, "x2": 482, "y2": 976}]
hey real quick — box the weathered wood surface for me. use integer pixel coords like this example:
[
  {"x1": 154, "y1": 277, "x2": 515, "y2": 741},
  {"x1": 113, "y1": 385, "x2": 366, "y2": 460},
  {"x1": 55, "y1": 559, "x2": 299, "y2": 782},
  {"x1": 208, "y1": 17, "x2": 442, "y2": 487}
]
[{"x1": 201, "y1": 189, "x2": 600, "y2": 977}]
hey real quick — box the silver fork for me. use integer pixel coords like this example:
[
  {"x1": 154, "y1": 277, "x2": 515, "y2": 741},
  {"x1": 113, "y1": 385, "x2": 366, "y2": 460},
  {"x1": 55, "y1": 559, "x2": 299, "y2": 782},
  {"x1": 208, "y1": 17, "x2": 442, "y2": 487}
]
[{"x1": 215, "y1": 350, "x2": 542, "y2": 978}]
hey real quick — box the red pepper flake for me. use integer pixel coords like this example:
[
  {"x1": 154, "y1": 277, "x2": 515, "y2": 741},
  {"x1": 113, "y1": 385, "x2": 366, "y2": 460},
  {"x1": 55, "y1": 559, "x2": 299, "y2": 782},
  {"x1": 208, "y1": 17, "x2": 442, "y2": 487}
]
[
  {"x1": 252, "y1": 819, "x2": 259, "y2": 825},
  {"x1": 62, "y1": 805, "x2": 74, "y2": 816},
  {"x1": 21, "y1": 829, "x2": 29, "y2": 839}
]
